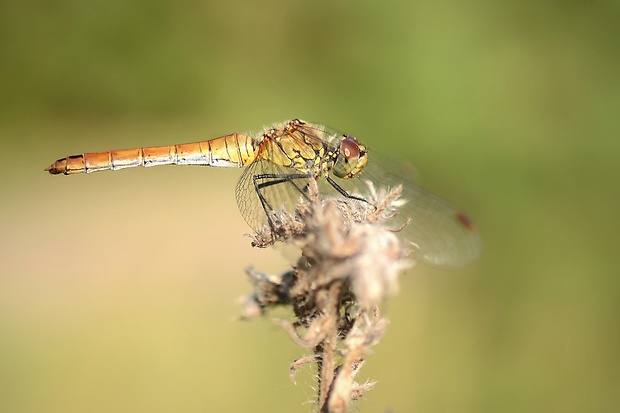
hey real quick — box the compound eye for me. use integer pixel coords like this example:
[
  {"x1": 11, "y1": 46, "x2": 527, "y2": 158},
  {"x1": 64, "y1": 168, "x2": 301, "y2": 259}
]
[{"x1": 341, "y1": 136, "x2": 360, "y2": 160}]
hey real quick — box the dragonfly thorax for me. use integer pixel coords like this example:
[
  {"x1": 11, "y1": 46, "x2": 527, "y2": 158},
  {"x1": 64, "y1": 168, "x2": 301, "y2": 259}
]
[{"x1": 332, "y1": 135, "x2": 368, "y2": 179}]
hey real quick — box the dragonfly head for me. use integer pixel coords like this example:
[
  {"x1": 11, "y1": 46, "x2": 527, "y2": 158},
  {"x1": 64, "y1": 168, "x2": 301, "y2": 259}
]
[{"x1": 333, "y1": 135, "x2": 368, "y2": 179}]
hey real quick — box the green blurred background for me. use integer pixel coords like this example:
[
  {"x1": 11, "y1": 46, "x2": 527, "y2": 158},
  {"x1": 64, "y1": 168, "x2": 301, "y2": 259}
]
[{"x1": 1, "y1": 0, "x2": 618, "y2": 412}]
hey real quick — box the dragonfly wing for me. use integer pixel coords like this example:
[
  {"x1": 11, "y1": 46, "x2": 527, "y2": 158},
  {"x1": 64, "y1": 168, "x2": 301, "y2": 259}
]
[
  {"x1": 235, "y1": 158, "x2": 312, "y2": 232},
  {"x1": 397, "y1": 181, "x2": 481, "y2": 266},
  {"x1": 334, "y1": 156, "x2": 481, "y2": 267}
]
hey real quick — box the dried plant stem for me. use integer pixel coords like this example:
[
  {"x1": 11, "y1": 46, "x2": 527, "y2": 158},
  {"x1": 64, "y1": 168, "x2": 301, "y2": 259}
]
[
  {"x1": 241, "y1": 179, "x2": 411, "y2": 412},
  {"x1": 316, "y1": 282, "x2": 340, "y2": 411}
]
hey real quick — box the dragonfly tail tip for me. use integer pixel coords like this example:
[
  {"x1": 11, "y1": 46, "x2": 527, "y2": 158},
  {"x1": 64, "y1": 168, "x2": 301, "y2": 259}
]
[{"x1": 45, "y1": 162, "x2": 62, "y2": 175}]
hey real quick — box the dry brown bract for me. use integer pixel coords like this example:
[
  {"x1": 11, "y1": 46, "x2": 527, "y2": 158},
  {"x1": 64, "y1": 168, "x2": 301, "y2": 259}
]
[{"x1": 241, "y1": 179, "x2": 411, "y2": 413}]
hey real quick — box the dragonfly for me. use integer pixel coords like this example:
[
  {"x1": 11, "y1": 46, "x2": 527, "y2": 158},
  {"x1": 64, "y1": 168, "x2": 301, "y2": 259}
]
[{"x1": 46, "y1": 119, "x2": 481, "y2": 266}]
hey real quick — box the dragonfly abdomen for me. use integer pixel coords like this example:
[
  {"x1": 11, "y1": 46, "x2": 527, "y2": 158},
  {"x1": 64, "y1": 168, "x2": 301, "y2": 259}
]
[{"x1": 46, "y1": 133, "x2": 256, "y2": 175}]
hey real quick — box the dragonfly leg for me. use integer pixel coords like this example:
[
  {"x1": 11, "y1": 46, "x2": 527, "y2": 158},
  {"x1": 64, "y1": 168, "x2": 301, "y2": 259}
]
[
  {"x1": 252, "y1": 172, "x2": 313, "y2": 235},
  {"x1": 326, "y1": 176, "x2": 371, "y2": 205}
]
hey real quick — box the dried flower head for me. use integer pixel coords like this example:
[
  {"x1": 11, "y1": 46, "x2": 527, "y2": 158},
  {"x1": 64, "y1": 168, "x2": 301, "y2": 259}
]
[{"x1": 242, "y1": 178, "x2": 412, "y2": 412}]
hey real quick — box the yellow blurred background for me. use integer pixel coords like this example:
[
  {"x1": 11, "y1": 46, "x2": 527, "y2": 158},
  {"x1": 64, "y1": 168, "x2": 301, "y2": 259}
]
[{"x1": 1, "y1": 1, "x2": 618, "y2": 412}]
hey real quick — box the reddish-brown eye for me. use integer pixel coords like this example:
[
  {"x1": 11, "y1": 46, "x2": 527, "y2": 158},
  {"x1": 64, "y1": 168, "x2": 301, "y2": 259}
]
[{"x1": 341, "y1": 136, "x2": 360, "y2": 160}]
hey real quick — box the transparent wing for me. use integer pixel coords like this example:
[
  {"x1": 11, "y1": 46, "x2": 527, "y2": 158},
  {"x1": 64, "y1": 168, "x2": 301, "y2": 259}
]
[
  {"x1": 234, "y1": 121, "x2": 340, "y2": 232},
  {"x1": 235, "y1": 158, "x2": 313, "y2": 232},
  {"x1": 236, "y1": 120, "x2": 480, "y2": 266},
  {"x1": 333, "y1": 152, "x2": 482, "y2": 267}
]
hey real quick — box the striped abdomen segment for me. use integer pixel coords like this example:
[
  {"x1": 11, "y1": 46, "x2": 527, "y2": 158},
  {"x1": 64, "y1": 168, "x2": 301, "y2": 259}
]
[{"x1": 46, "y1": 133, "x2": 257, "y2": 175}]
